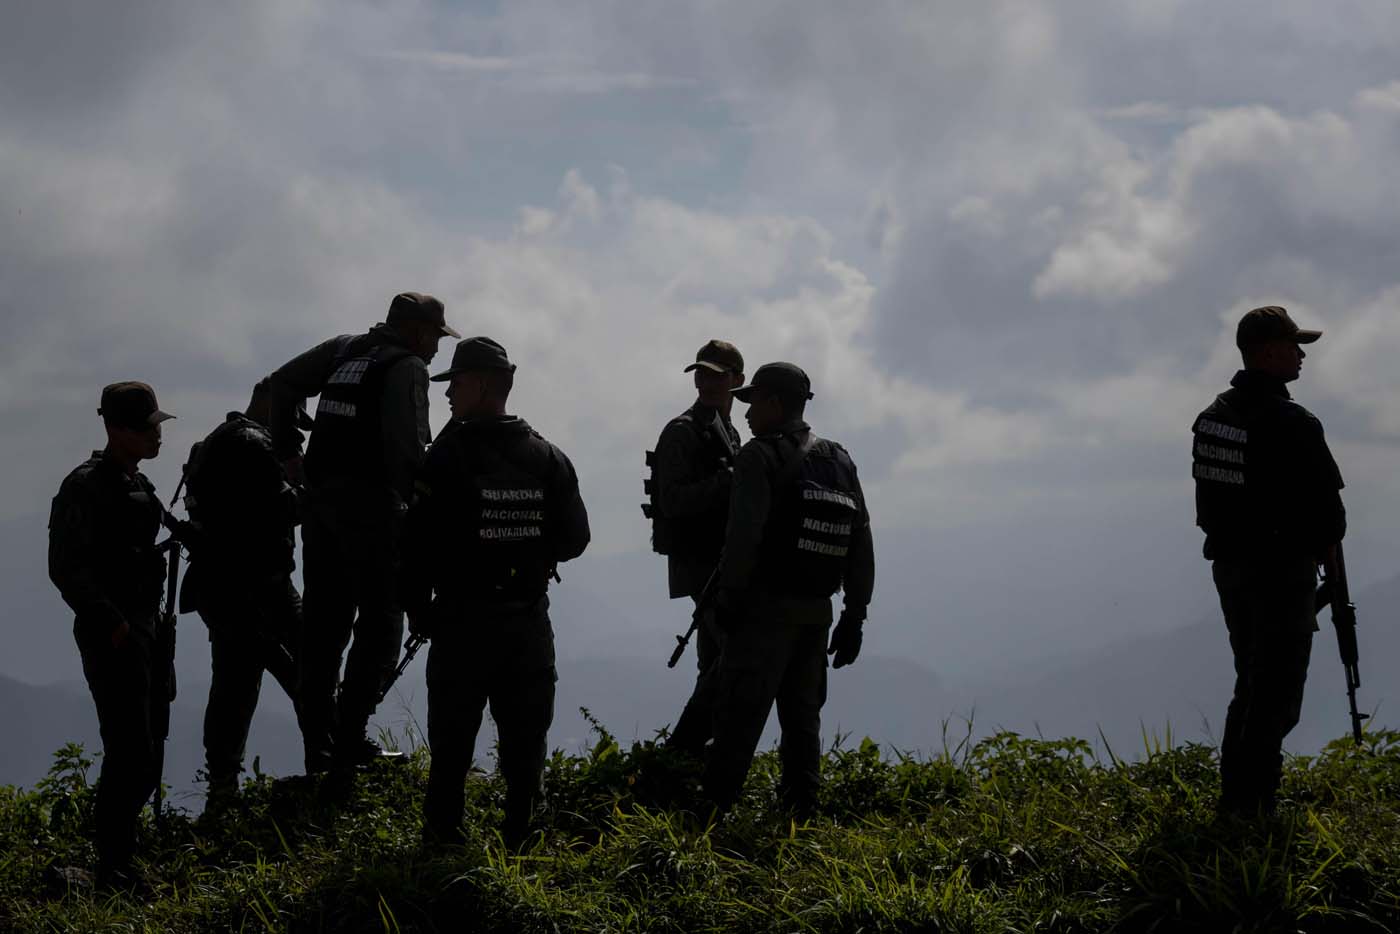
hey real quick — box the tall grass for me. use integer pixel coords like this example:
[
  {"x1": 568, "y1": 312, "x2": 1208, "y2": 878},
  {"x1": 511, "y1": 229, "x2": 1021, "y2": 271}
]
[{"x1": 2, "y1": 726, "x2": 1397, "y2": 932}]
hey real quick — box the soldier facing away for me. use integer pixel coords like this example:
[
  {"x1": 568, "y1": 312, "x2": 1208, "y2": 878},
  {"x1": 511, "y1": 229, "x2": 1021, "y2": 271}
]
[
  {"x1": 702, "y1": 363, "x2": 875, "y2": 817},
  {"x1": 649, "y1": 340, "x2": 744, "y2": 759},
  {"x1": 401, "y1": 337, "x2": 591, "y2": 848},
  {"x1": 267, "y1": 291, "x2": 459, "y2": 772},
  {"x1": 48, "y1": 382, "x2": 175, "y2": 887},
  {"x1": 1192, "y1": 305, "x2": 1346, "y2": 817},
  {"x1": 181, "y1": 379, "x2": 312, "y2": 813}
]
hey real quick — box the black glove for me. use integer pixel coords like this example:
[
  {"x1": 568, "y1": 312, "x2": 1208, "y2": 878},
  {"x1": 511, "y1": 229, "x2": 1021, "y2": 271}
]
[{"x1": 827, "y1": 609, "x2": 864, "y2": 669}]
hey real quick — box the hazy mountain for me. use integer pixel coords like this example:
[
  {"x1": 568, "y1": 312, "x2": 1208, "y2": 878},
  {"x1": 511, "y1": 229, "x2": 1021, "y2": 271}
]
[{"x1": 5, "y1": 574, "x2": 1391, "y2": 806}]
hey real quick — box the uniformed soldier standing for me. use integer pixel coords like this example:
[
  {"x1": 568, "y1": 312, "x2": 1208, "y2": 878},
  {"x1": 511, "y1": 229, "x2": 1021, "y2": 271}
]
[
  {"x1": 401, "y1": 337, "x2": 590, "y2": 847},
  {"x1": 182, "y1": 379, "x2": 311, "y2": 812},
  {"x1": 702, "y1": 363, "x2": 874, "y2": 816},
  {"x1": 650, "y1": 340, "x2": 744, "y2": 758},
  {"x1": 1192, "y1": 305, "x2": 1346, "y2": 817},
  {"x1": 267, "y1": 292, "x2": 459, "y2": 772},
  {"x1": 48, "y1": 382, "x2": 175, "y2": 886}
]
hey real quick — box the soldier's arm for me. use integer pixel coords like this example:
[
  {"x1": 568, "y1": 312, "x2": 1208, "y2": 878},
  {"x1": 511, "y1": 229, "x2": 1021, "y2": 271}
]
[
  {"x1": 842, "y1": 468, "x2": 875, "y2": 614},
  {"x1": 717, "y1": 441, "x2": 774, "y2": 594},
  {"x1": 48, "y1": 476, "x2": 123, "y2": 634},
  {"x1": 655, "y1": 420, "x2": 731, "y2": 518},
  {"x1": 381, "y1": 356, "x2": 431, "y2": 508},
  {"x1": 399, "y1": 441, "x2": 450, "y2": 617},
  {"x1": 550, "y1": 449, "x2": 591, "y2": 564},
  {"x1": 1304, "y1": 416, "x2": 1347, "y2": 551},
  {"x1": 267, "y1": 336, "x2": 346, "y2": 462}
]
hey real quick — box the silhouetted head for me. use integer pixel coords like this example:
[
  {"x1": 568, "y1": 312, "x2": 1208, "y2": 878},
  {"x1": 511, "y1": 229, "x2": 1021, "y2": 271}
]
[
  {"x1": 684, "y1": 340, "x2": 745, "y2": 411},
  {"x1": 1237, "y1": 306, "x2": 1320, "y2": 384},
  {"x1": 733, "y1": 362, "x2": 813, "y2": 435},
  {"x1": 431, "y1": 336, "x2": 516, "y2": 419},
  {"x1": 99, "y1": 381, "x2": 173, "y2": 467},
  {"x1": 385, "y1": 291, "x2": 459, "y2": 365}
]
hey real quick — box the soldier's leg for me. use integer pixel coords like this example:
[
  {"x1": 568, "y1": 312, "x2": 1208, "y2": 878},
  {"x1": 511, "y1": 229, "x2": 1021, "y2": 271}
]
[
  {"x1": 423, "y1": 632, "x2": 488, "y2": 844},
  {"x1": 490, "y1": 613, "x2": 557, "y2": 845},
  {"x1": 299, "y1": 512, "x2": 357, "y2": 771},
  {"x1": 79, "y1": 628, "x2": 158, "y2": 879},
  {"x1": 775, "y1": 624, "x2": 828, "y2": 817},
  {"x1": 258, "y1": 579, "x2": 305, "y2": 719},
  {"x1": 1241, "y1": 559, "x2": 1316, "y2": 812},
  {"x1": 1213, "y1": 559, "x2": 1255, "y2": 813},
  {"x1": 201, "y1": 599, "x2": 266, "y2": 799},
  {"x1": 703, "y1": 621, "x2": 789, "y2": 811},
  {"x1": 666, "y1": 603, "x2": 724, "y2": 757},
  {"x1": 336, "y1": 529, "x2": 404, "y2": 752}
]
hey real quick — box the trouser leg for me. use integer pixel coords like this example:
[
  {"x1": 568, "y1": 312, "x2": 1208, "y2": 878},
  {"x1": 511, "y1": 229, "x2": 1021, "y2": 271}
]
[
  {"x1": 491, "y1": 661, "x2": 556, "y2": 842},
  {"x1": 1214, "y1": 558, "x2": 1317, "y2": 815},
  {"x1": 81, "y1": 630, "x2": 157, "y2": 876},
  {"x1": 775, "y1": 625, "x2": 828, "y2": 815},
  {"x1": 299, "y1": 516, "x2": 356, "y2": 770},
  {"x1": 667, "y1": 602, "x2": 724, "y2": 757},
  {"x1": 703, "y1": 621, "x2": 789, "y2": 811},
  {"x1": 335, "y1": 531, "x2": 404, "y2": 745},
  {"x1": 424, "y1": 638, "x2": 488, "y2": 844},
  {"x1": 259, "y1": 579, "x2": 308, "y2": 738},
  {"x1": 202, "y1": 609, "x2": 265, "y2": 794}
]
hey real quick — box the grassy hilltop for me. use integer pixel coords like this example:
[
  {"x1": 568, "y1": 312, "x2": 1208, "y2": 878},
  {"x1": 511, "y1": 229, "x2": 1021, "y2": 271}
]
[{"x1": 3, "y1": 724, "x2": 1398, "y2": 933}]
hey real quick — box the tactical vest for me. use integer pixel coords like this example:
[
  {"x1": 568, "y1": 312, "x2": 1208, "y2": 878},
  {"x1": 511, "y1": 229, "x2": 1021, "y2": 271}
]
[
  {"x1": 1192, "y1": 391, "x2": 1274, "y2": 558},
  {"x1": 182, "y1": 417, "x2": 297, "y2": 565},
  {"x1": 82, "y1": 459, "x2": 166, "y2": 615},
  {"x1": 445, "y1": 430, "x2": 557, "y2": 602},
  {"x1": 757, "y1": 434, "x2": 862, "y2": 598},
  {"x1": 642, "y1": 411, "x2": 736, "y2": 557},
  {"x1": 304, "y1": 336, "x2": 415, "y2": 486}
]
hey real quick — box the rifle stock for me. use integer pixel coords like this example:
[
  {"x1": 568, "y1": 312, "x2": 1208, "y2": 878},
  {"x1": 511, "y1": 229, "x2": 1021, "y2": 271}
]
[{"x1": 1319, "y1": 543, "x2": 1366, "y2": 745}]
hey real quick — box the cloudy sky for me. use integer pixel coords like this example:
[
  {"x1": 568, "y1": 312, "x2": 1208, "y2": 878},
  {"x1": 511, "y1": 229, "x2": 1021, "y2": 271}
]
[{"x1": 5, "y1": 1, "x2": 1400, "y2": 704}]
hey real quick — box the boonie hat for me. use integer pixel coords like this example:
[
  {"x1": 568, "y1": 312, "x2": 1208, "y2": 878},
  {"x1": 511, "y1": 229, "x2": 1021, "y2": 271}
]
[
  {"x1": 684, "y1": 339, "x2": 744, "y2": 375},
  {"x1": 99, "y1": 381, "x2": 175, "y2": 429},
  {"x1": 1236, "y1": 305, "x2": 1321, "y2": 350},
  {"x1": 430, "y1": 336, "x2": 516, "y2": 382},
  {"x1": 387, "y1": 291, "x2": 461, "y2": 339},
  {"x1": 732, "y1": 362, "x2": 814, "y2": 403}
]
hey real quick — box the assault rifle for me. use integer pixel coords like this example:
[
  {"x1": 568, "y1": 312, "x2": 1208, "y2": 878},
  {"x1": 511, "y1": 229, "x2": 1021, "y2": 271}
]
[
  {"x1": 378, "y1": 633, "x2": 427, "y2": 705},
  {"x1": 668, "y1": 565, "x2": 720, "y2": 668},
  {"x1": 152, "y1": 476, "x2": 189, "y2": 830},
  {"x1": 1317, "y1": 542, "x2": 1367, "y2": 745}
]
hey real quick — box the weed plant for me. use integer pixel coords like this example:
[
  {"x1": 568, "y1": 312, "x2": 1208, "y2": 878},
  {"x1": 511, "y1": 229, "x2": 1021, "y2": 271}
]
[{"x1": 2, "y1": 724, "x2": 1397, "y2": 932}]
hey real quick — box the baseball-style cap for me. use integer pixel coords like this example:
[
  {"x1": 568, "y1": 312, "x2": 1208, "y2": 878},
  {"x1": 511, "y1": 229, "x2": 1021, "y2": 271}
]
[
  {"x1": 430, "y1": 336, "x2": 516, "y2": 382},
  {"x1": 98, "y1": 381, "x2": 175, "y2": 428},
  {"x1": 1236, "y1": 305, "x2": 1321, "y2": 350},
  {"x1": 684, "y1": 339, "x2": 744, "y2": 375},
  {"x1": 732, "y1": 362, "x2": 814, "y2": 403},
  {"x1": 386, "y1": 291, "x2": 461, "y2": 339}
]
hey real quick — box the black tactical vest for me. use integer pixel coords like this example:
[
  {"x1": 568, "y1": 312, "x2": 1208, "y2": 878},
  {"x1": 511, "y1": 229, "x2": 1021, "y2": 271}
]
[
  {"x1": 1192, "y1": 389, "x2": 1275, "y2": 558},
  {"x1": 85, "y1": 458, "x2": 166, "y2": 616},
  {"x1": 642, "y1": 410, "x2": 738, "y2": 557},
  {"x1": 304, "y1": 336, "x2": 414, "y2": 486},
  {"x1": 758, "y1": 434, "x2": 862, "y2": 598},
  {"x1": 448, "y1": 430, "x2": 557, "y2": 602}
]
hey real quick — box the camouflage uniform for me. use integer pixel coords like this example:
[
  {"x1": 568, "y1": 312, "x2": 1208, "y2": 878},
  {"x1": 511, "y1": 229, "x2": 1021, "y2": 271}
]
[
  {"x1": 403, "y1": 406, "x2": 590, "y2": 845},
  {"x1": 49, "y1": 447, "x2": 167, "y2": 879},
  {"x1": 182, "y1": 411, "x2": 307, "y2": 800},
  {"x1": 704, "y1": 398, "x2": 874, "y2": 814},
  {"x1": 1194, "y1": 345, "x2": 1345, "y2": 814},
  {"x1": 268, "y1": 294, "x2": 456, "y2": 770}
]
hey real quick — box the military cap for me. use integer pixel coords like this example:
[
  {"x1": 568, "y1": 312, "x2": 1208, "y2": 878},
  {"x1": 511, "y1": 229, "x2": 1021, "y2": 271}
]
[
  {"x1": 683, "y1": 339, "x2": 744, "y2": 375},
  {"x1": 98, "y1": 381, "x2": 175, "y2": 428},
  {"x1": 386, "y1": 291, "x2": 461, "y2": 339},
  {"x1": 1236, "y1": 305, "x2": 1321, "y2": 350},
  {"x1": 732, "y1": 362, "x2": 814, "y2": 403},
  {"x1": 430, "y1": 336, "x2": 516, "y2": 382}
]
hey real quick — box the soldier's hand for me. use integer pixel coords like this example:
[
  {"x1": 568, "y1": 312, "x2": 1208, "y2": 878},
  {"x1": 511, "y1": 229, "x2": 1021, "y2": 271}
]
[
  {"x1": 281, "y1": 455, "x2": 306, "y2": 486},
  {"x1": 827, "y1": 610, "x2": 864, "y2": 669},
  {"x1": 110, "y1": 619, "x2": 131, "y2": 649}
]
